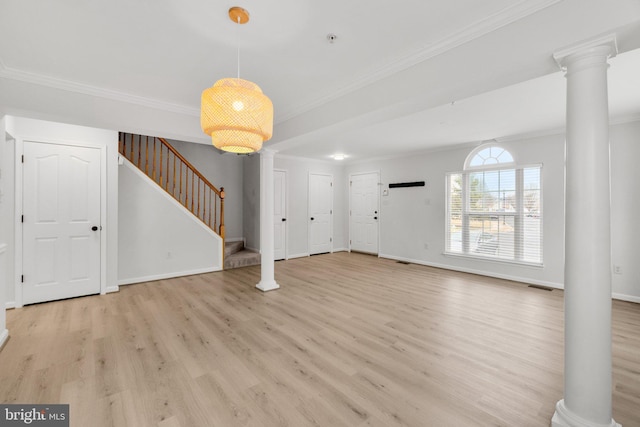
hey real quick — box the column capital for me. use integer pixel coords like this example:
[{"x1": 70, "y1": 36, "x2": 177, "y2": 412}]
[
  {"x1": 260, "y1": 148, "x2": 277, "y2": 159},
  {"x1": 553, "y1": 34, "x2": 617, "y2": 71}
]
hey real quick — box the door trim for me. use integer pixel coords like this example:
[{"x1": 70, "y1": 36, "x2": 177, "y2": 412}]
[
  {"x1": 14, "y1": 137, "x2": 108, "y2": 307},
  {"x1": 308, "y1": 172, "x2": 333, "y2": 255},
  {"x1": 349, "y1": 170, "x2": 380, "y2": 255},
  {"x1": 274, "y1": 168, "x2": 288, "y2": 261}
]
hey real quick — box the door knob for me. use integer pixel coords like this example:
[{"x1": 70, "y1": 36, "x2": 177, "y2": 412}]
[
  {"x1": 91, "y1": 226, "x2": 98, "y2": 231},
  {"x1": 374, "y1": 217, "x2": 378, "y2": 220},
  {"x1": 282, "y1": 218, "x2": 287, "y2": 222},
  {"x1": 310, "y1": 217, "x2": 315, "y2": 221},
  {"x1": 374, "y1": 210, "x2": 378, "y2": 214}
]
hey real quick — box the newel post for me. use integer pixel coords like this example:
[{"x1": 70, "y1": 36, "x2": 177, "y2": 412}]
[{"x1": 219, "y1": 187, "x2": 225, "y2": 239}]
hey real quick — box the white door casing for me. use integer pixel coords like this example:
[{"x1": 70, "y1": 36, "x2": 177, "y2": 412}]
[
  {"x1": 22, "y1": 141, "x2": 101, "y2": 305},
  {"x1": 309, "y1": 173, "x2": 333, "y2": 255},
  {"x1": 274, "y1": 169, "x2": 287, "y2": 261},
  {"x1": 350, "y1": 172, "x2": 380, "y2": 254}
]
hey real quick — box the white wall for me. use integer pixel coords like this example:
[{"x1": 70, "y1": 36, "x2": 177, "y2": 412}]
[
  {"x1": 610, "y1": 121, "x2": 640, "y2": 302},
  {"x1": 0, "y1": 116, "x2": 15, "y2": 312},
  {"x1": 0, "y1": 78, "x2": 209, "y2": 146},
  {"x1": 4, "y1": 116, "x2": 119, "y2": 305},
  {"x1": 242, "y1": 154, "x2": 347, "y2": 258},
  {"x1": 347, "y1": 135, "x2": 567, "y2": 287},
  {"x1": 167, "y1": 140, "x2": 244, "y2": 241},
  {"x1": 118, "y1": 160, "x2": 222, "y2": 284},
  {"x1": 0, "y1": 116, "x2": 8, "y2": 345},
  {"x1": 0, "y1": 244, "x2": 6, "y2": 348},
  {"x1": 345, "y1": 122, "x2": 640, "y2": 301}
]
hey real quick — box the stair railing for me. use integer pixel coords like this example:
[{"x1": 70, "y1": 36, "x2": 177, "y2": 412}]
[{"x1": 118, "y1": 132, "x2": 225, "y2": 241}]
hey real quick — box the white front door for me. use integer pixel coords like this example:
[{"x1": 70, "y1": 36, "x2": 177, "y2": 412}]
[
  {"x1": 350, "y1": 172, "x2": 379, "y2": 254},
  {"x1": 22, "y1": 141, "x2": 102, "y2": 305},
  {"x1": 274, "y1": 170, "x2": 287, "y2": 261},
  {"x1": 309, "y1": 173, "x2": 333, "y2": 255}
]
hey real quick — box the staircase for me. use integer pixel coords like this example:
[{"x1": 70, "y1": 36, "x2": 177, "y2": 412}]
[
  {"x1": 119, "y1": 132, "x2": 228, "y2": 267},
  {"x1": 225, "y1": 241, "x2": 261, "y2": 270}
]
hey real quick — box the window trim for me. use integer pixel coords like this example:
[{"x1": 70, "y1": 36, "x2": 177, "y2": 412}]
[
  {"x1": 464, "y1": 144, "x2": 515, "y2": 170},
  {"x1": 445, "y1": 161, "x2": 543, "y2": 266}
]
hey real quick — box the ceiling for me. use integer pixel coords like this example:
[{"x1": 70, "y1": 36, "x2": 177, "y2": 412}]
[{"x1": 1, "y1": 0, "x2": 639, "y2": 162}]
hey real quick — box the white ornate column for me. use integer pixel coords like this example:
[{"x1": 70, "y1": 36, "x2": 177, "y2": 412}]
[
  {"x1": 256, "y1": 148, "x2": 280, "y2": 292},
  {"x1": 552, "y1": 36, "x2": 619, "y2": 427}
]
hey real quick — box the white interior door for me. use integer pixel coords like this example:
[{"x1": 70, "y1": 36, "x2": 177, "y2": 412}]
[
  {"x1": 274, "y1": 170, "x2": 287, "y2": 261},
  {"x1": 350, "y1": 172, "x2": 380, "y2": 254},
  {"x1": 22, "y1": 141, "x2": 102, "y2": 305},
  {"x1": 309, "y1": 173, "x2": 332, "y2": 255}
]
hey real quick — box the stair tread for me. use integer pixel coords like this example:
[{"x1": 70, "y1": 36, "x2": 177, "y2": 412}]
[
  {"x1": 225, "y1": 240, "x2": 245, "y2": 257},
  {"x1": 225, "y1": 248, "x2": 261, "y2": 270}
]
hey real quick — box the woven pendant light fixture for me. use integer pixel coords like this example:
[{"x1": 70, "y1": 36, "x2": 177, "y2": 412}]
[{"x1": 201, "y1": 7, "x2": 273, "y2": 154}]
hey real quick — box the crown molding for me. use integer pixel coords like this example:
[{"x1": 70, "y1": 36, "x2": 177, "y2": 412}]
[
  {"x1": 0, "y1": 0, "x2": 562, "y2": 125},
  {"x1": 0, "y1": 60, "x2": 200, "y2": 117},
  {"x1": 276, "y1": 0, "x2": 564, "y2": 123},
  {"x1": 553, "y1": 33, "x2": 618, "y2": 69},
  {"x1": 274, "y1": 152, "x2": 344, "y2": 166}
]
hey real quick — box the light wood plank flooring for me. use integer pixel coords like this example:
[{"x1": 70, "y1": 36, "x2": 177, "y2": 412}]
[{"x1": 1, "y1": 252, "x2": 638, "y2": 427}]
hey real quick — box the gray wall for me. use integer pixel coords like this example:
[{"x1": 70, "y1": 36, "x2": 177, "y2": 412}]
[
  {"x1": 168, "y1": 140, "x2": 244, "y2": 241},
  {"x1": 242, "y1": 154, "x2": 261, "y2": 251}
]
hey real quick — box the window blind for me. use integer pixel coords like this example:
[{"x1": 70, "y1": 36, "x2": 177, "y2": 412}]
[{"x1": 446, "y1": 166, "x2": 542, "y2": 265}]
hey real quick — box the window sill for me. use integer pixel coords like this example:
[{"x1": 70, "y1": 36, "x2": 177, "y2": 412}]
[{"x1": 443, "y1": 252, "x2": 544, "y2": 268}]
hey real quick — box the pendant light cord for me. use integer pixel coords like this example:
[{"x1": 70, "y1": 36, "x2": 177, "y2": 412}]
[{"x1": 236, "y1": 16, "x2": 240, "y2": 80}]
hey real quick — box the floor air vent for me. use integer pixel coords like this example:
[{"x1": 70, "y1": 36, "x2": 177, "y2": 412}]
[{"x1": 528, "y1": 285, "x2": 554, "y2": 291}]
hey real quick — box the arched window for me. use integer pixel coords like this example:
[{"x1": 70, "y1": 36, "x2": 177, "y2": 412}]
[
  {"x1": 465, "y1": 145, "x2": 514, "y2": 169},
  {"x1": 446, "y1": 144, "x2": 542, "y2": 265}
]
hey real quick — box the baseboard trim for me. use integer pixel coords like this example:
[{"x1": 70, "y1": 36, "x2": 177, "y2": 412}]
[
  {"x1": 105, "y1": 286, "x2": 119, "y2": 294},
  {"x1": 118, "y1": 267, "x2": 221, "y2": 286},
  {"x1": 378, "y1": 254, "x2": 640, "y2": 303},
  {"x1": 378, "y1": 253, "x2": 565, "y2": 290},
  {"x1": 612, "y1": 293, "x2": 640, "y2": 304},
  {"x1": 288, "y1": 253, "x2": 310, "y2": 260},
  {"x1": 5, "y1": 301, "x2": 16, "y2": 310},
  {"x1": 332, "y1": 247, "x2": 348, "y2": 253},
  {"x1": 0, "y1": 329, "x2": 9, "y2": 351}
]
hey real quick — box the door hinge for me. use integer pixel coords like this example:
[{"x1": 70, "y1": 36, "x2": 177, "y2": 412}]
[
  {"x1": 21, "y1": 275, "x2": 24, "y2": 283},
  {"x1": 21, "y1": 215, "x2": 24, "y2": 223},
  {"x1": 330, "y1": 209, "x2": 332, "y2": 215},
  {"x1": 330, "y1": 237, "x2": 332, "y2": 242},
  {"x1": 21, "y1": 155, "x2": 24, "y2": 163},
  {"x1": 330, "y1": 182, "x2": 333, "y2": 187}
]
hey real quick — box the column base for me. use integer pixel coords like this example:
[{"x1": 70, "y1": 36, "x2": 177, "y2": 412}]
[
  {"x1": 256, "y1": 280, "x2": 280, "y2": 292},
  {"x1": 552, "y1": 400, "x2": 621, "y2": 427}
]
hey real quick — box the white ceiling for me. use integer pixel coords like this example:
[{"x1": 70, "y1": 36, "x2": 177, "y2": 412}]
[{"x1": 1, "y1": 0, "x2": 639, "y2": 162}]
